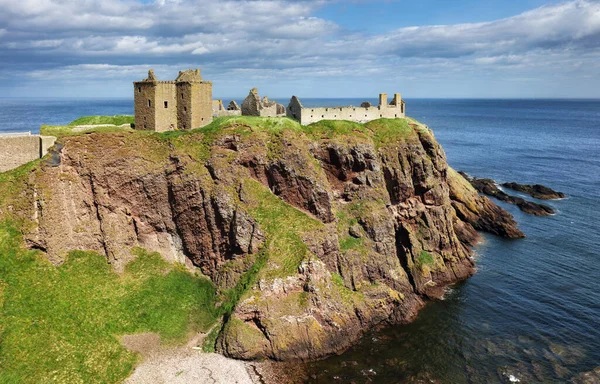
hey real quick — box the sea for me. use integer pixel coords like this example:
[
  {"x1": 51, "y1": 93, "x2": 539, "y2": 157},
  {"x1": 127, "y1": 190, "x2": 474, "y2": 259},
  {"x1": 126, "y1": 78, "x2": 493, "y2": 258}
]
[{"x1": 1, "y1": 98, "x2": 599, "y2": 383}]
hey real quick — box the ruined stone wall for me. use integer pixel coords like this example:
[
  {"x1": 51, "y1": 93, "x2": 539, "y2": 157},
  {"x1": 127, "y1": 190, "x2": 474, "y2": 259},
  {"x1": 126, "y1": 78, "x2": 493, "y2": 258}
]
[
  {"x1": 260, "y1": 104, "x2": 280, "y2": 117},
  {"x1": 288, "y1": 94, "x2": 405, "y2": 125},
  {"x1": 298, "y1": 105, "x2": 404, "y2": 125},
  {"x1": 176, "y1": 83, "x2": 193, "y2": 130},
  {"x1": 0, "y1": 134, "x2": 56, "y2": 172},
  {"x1": 215, "y1": 110, "x2": 242, "y2": 117},
  {"x1": 153, "y1": 82, "x2": 177, "y2": 132},
  {"x1": 134, "y1": 82, "x2": 156, "y2": 131}
]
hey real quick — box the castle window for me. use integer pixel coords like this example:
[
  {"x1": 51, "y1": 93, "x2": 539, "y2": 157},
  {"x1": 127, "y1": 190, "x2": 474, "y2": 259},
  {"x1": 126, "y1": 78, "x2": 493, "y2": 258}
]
[
  {"x1": 334, "y1": 115, "x2": 337, "y2": 118},
  {"x1": 322, "y1": 115, "x2": 324, "y2": 118},
  {"x1": 164, "y1": 101, "x2": 168, "y2": 108},
  {"x1": 380, "y1": 114, "x2": 382, "y2": 117},
  {"x1": 395, "y1": 114, "x2": 397, "y2": 118},
  {"x1": 138, "y1": 87, "x2": 141, "y2": 93},
  {"x1": 144, "y1": 124, "x2": 147, "y2": 129},
  {"x1": 148, "y1": 100, "x2": 151, "y2": 107},
  {"x1": 184, "y1": 106, "x2": 187, "y2": 112},
  {"x1": 350, "y1": 115, "x2": 352, "y2": 118}
]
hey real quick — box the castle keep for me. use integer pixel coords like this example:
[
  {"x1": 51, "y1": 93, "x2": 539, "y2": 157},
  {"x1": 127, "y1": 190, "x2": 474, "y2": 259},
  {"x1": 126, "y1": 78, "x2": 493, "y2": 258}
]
[
  {"x1": 287, "y1": 93, "x2": 405, "y2": 125},
  {"x1": 134, "y1": 69, "x2": 212, "y2": 132}
]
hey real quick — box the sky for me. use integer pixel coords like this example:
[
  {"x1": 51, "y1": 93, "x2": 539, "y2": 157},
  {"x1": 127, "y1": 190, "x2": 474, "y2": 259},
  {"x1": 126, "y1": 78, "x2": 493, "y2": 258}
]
[{"x1": 0, "y1": 0, "x2": 599, "y2": 99}]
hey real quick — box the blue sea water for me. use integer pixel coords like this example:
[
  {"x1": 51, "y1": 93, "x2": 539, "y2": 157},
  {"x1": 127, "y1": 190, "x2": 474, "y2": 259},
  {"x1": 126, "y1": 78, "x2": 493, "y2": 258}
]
[{"x1": 1, "y1": 98, "x2": 599, "y2": 383}]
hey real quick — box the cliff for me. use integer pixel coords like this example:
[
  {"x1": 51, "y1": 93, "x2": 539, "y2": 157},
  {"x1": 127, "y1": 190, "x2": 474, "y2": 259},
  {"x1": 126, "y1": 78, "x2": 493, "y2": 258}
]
[{"x1": 0, "y1": 116, "x2": 523, "y2": 362}]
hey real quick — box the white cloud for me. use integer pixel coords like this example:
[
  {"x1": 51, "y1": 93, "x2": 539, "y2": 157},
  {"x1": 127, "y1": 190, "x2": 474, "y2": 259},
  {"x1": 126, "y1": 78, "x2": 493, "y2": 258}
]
[{"x1": 1, "y1": 0, "x2": 600, "y2": 97}]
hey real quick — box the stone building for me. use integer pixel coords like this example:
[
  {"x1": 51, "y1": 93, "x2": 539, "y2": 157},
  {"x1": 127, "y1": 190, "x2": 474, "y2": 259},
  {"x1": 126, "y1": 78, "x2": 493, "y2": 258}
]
[
  {"x1": 134, "y1": 69, "x2": 212, "y2": 132},
  {"x1": 287, "y1": 93, "x2": 406, "y2": 125},
  {"x1": 241, "y1": 88, "x2": 286, "y2": 117}
]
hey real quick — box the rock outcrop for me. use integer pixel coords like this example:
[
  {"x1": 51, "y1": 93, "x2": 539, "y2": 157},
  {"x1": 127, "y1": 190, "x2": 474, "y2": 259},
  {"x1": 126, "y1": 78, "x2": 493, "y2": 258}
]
[
  {"x1": 4, "y1": 117, "x2": 524, "y2": 361},
  {"x1": 460, "y1": 172, "x2": 555, "y2": 216},
  {"x1": 501, "y1": 182, "x2": 565, "y2": 200},
  {"x1": 571, "y1": 367, "x2": 600, "y2": 384}
]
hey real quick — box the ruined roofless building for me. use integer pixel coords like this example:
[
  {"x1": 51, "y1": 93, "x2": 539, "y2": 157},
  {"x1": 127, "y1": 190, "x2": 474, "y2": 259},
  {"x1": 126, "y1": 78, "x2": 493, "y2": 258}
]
[
  {"x1": 134, "y1": 69, "x2": 212, "y2": 132},
  {"x1": 241, "y1": 88, "x2": 286, "y2": 117},
  {"x1": 287, "y1": 93, "x2": 406, "y2": 125}
]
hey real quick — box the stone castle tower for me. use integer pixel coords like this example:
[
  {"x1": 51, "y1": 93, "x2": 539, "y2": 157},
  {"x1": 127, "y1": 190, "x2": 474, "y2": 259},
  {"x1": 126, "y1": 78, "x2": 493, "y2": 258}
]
[{"x1": 134, "y1": 69, "x2": 212, "y2": 132}]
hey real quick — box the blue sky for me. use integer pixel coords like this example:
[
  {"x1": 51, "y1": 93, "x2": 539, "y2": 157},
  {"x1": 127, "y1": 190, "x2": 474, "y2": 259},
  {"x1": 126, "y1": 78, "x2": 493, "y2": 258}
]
[{"x1": 0, "y1": 0, "x2": 599, "y2": 99}]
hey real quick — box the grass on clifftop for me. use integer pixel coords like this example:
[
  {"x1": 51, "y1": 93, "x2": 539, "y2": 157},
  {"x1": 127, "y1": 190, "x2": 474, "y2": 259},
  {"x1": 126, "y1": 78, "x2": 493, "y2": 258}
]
[
  {"x1": 67, "y1": 115, "x2": 134, "y2": 127},
  {"x1": 0, "y1": 222, "x2": 219, "y2": 384},
  {"x1": 40, "y1": 115, "x2": 134, "y2": 138}
]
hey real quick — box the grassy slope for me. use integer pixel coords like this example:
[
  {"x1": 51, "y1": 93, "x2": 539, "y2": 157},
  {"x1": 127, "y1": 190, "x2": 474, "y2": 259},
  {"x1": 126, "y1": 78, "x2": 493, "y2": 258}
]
[
  {"x1": 0, "y1": 224, "x2": 219, "y2": 383},
  {"x1": 1, "y1": 115, "x2": 420, "y2": 381},
  {"x1": 40, "y1": 116, "x2": 134, "y2": 138}
]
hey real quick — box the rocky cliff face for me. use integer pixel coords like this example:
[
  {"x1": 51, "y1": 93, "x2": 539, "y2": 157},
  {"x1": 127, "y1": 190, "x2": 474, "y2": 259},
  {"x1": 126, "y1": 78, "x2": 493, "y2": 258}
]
[{"x1": 3, "y1": 117, "x2": 523, "y2": 361}]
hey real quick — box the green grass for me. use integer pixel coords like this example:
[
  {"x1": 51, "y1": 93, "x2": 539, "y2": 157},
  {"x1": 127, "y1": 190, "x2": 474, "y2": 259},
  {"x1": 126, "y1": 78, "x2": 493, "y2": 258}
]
[
  {"x1": 67, "y1": 116, "x2": 134, "y2": 127},
  {"x1": 219, "y1": 252, "x2": 268, "y2": 317},
  {"x1": 244, "y1": 179, "x2": 324, "y2": 279},
  {"x1": 339, "y1": 236, "x2": 363, "y2": 252},
  {"x1": 40, "y1": 125, "x2": 134, "y2": 139},
  {"x1": 0, "y1": 222, "x2": 219, "y2": 384},
  {"x1": 415, "y1": 250, "x2": 434, "y2": 268},
  {"x1": 40, "y1": 116, "x2": 134, "y2": 138},
  {"x1": 364, "y1": 118, "x2": 415, "y2": 147},
  {"x1": 303, "y1": 119, "x2": 368, "y2": 139}
]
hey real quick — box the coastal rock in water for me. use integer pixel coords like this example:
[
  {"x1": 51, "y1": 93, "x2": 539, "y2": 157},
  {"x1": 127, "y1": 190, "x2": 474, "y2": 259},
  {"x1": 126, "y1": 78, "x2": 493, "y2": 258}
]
[
  {"x1": 6, "y1": 117, "x2": 525, "y2": 361},
  {"x1": 502, "y1": 182, "x2": 565, "y2": 200},
  {"x1": 571, "y1": 367, "x2": 600, "y2": 384},
  {"x1": 459, "y1": 172, "x2": 555, "y2": 216},
  {"x1": 448, "y1": 169, "x2": 525, "y2": 239}
]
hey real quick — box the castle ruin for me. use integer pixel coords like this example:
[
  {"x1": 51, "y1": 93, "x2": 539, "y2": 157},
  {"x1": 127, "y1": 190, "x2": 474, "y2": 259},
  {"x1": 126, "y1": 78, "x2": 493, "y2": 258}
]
[
  {"x1": 287, "y1": 93, "x2": 406, "y2": 125},
  {"x1": 241, "y1": 88, "x2": 286, "y2": 117},
  {"x1": 134, "y1": 69, "x2": 406, "y2": 130},
  {"x1": 134, "y1": 69, "x2": 213, "y2": 132}
]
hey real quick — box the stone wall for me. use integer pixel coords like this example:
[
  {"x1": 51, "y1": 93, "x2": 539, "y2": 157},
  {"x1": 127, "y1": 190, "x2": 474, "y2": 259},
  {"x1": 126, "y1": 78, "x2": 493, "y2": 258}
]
[
  {"x1": 287, "y1": 94, "x2": 405, "y2": 125},
  {"x1": 154, "y1": 83, "x2": 177, "y2": 132},
  {"x1": 215, "y1": 110, "x2": 242, "y2": 117},
  {"x1": 189, "y1": 82, "x2": 213, "y2": 129},
  {"x1": 177, "y1": 82, "x2": 193, "y2": 130},
  {"x1": 0, "y1": 134, "x2": 56, "y2": 173},
  {"x1": 134, "y1": 82, "x2": 156, "y2": 131}
]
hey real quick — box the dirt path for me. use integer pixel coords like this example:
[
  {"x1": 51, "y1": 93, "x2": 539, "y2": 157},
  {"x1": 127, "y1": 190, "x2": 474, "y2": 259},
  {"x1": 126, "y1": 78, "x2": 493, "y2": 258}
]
[
  {"x1": 122, "y1": 331, "x2": 257, "y2": 384},
  {"x1": 125, "y1": 350, "x2": 256, "y2": 384},
  {"x1": 121, "y1": 332, "x2": 296, "y2": 384}
]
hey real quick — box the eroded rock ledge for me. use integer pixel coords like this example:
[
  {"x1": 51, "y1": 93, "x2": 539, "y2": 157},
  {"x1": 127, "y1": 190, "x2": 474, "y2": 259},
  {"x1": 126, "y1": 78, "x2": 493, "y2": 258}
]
[
  {"x1": 6, "y1": 117, "x2": 524, "y2": 361},
  {"x1": 459, "y1": 172, "x2": 556, "y2": 217}
]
